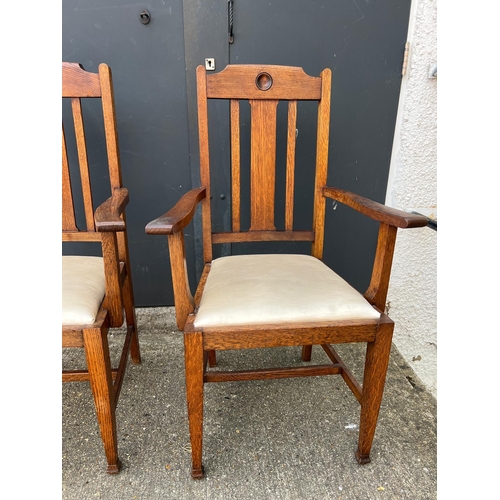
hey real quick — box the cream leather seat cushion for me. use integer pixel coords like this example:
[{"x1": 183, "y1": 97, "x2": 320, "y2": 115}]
[
  {"x1": 194, "y1": 254, "x2": 380, "y2": 328},
  {"x1": 62, "y1": 256, "x2": 106, "y2": 326}
]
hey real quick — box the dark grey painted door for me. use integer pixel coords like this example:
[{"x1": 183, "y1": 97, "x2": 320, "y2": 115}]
[
  {"x1": 225, "y1": 0, "x2": 411, "y2": 293},
  {"x1": 62, "y1": 0, "x2": 193, "y2": 306},
  {"x1": 63, "y1": 0, "x2": 410, "y2": 305}
]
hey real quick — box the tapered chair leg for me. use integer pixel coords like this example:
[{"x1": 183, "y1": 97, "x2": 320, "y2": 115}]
[
  {"x1": 123, "y1": 273, "x2": 141, "y2": 364},
  {"x1": 83, "y1": 324, "x2": 121, "y2": 474},
  {"x1": 184, "y1": 331, "x2": 205, "y2": 479},
  {"x1": 355, "y1": 321, "x2": 394, "y2": 464}
]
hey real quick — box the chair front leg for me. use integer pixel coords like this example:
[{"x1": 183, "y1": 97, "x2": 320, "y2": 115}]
[
  {"x1": 356, "y1": 320, "x2": 394, "y2": 464},
  {"x1": 83, "y1": 322, "x2": 121, "y2": 474},
  {"x1": 184, "y1": 330, "x2": 205, "y2": 479}
]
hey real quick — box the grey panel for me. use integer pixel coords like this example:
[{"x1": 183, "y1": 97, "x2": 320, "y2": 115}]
[
  {"x1": 182, "y1": 0, "x2": 231, "y2": 281},
  {"x1": 62, "y1": 0, "x2": 410, "y2": 305},
  {"x1": 62, "y1": 0, "x2": 191, "y2": 306}
]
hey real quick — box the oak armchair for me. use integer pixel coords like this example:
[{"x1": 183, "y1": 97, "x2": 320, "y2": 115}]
[
  {"x1": 62, "y1": 62, "x2": 141, "y2": 473},
  {"x1": 146, "y1": 64, "x2": 427, "y2": 479}
]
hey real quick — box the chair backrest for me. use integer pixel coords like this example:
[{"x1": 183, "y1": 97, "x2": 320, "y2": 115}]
[
  {"x1": 62, "y1": 62, "x2": 128, "y2": 327},
  {"x1": 196, "y1": 64, "x2": 332, "y2": 263},
  {"x1": 62, "y1": 62, "x2": 123, "y2": 240}
]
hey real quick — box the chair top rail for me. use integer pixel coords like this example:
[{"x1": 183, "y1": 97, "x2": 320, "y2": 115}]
[{"x1": 205, "y1": 64, "x2": 322, "y2": 100}]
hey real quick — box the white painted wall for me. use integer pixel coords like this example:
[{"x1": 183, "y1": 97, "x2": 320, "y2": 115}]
[{"x1": 385, "y1": 0, "x2": 437, "y2": 398}]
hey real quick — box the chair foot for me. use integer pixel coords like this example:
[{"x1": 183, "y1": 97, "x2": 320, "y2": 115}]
[
  {"x1": 355, "y1": 450, "x2": 371, "y2": 464},
  {"x1": 106, "y1": 459, "x2": 122, "y2": 474},
  {"x1": 191, "y1": 465, "x2": 205, "y2": 479}
]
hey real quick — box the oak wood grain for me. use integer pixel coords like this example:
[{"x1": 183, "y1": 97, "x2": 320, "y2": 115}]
[
  {"x1": 196, "y1": 65, "x2": 213, "y2": 263},
  {"x1": 62, "y1": 126, "x2": 78, "y2": 231},
  {"x1": 62, "y1": 62, "x2": 101, "y2": 98},
  {"x1": 95, "y1": 188, "x2": 129, "y2": 232},
  {"x1": 100, "y1": 232, "x2": 124, "y2": 328},
  {"x1": 322, "y1": 344, "x2": 362, "y2": 403},
  {"x1": 311, "y1": 68, "x2": 332, "y2": 259},
  {"x1": 205, "y1": 64, "x2": 322, "y2": 100},
  {"x1": 285, "y1": 100, "x2": 297, "y2": 230},
  {"x1": 200, "y1": 322, "x2": 379, "y2": 351},
  {"x1": 249, "y1": 99, "x2": 278, "y2": 231},
  {"x1": 71, "y1": 97, "x2": 95, "y2": 231},
  {"x1": 356, "y1": 319, "x2": 394, "y2": 464},
  {"x1": 212, "y1": 230, "x2": 314, "y2": 244},
  {"x1": 184, "y1": 331, "x2": 205, "y2": 479},
  {"x1": 82, "y1": 319, "x2": 120, "y2": 473},
  {"x1": 364, "y1": 223, "x2": 398, "y2": 311},
  {"x1": 204, "y1": 364, "x2": 342, "y2": 383},
  {"x1": 62, "y1": 369, "x2": 118, "y2": 383},
  {"x1": 230, "y1": 99, "x2": 241, "y2": 231},
  {"x1": 145, "y1": 187, "x2": 206, "y2": 235},
  {"x1": 99, "y1": 63, "x2": 123, "y2": 190},
  {"x1": 323, "y1": 186, "x2": 429, "y2": 228},
  {"x1": 168, "y1": 231, "x2": 195, "y2": 330}
]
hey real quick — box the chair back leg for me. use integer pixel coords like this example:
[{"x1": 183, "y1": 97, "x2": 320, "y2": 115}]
[{"x1": 123, "y1": 272, "x2": 141, "y2": 364}]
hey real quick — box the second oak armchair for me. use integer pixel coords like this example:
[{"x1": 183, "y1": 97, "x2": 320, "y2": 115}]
[{"x1": 146, "y1": 64, "x2": 428, "y2": 479}]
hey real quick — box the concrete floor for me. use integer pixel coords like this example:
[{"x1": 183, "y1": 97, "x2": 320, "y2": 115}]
[{"x1": 62, "y1": 307, "x2": 437, "y2": 500}]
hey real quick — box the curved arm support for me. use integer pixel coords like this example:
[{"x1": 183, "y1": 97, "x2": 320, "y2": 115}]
[
  {"x1": 322, "y1": 186, "x2": 428, "y2": 228},
  {"x1": 364, "y1": 223, "x2": 398, "y2": 311},
  {"x1": 144, "y1": 187, "x2": 206, "y2": 330},
  {"x1": 145, "y1": 187, "x2": 206, "y2": 235},
  {"x1": 95, "y1": 187, "x2": 129, "y2": 232},
  {"x1": 322, "y1": 186, "x2": 428, "y2": 311},
  {"x1": 168, "y1": 231, "x2": 196, "y2": 330}
]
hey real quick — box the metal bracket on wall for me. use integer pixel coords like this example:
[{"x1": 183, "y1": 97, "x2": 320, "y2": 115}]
[
  {"x1": 402, "y1": 42, "x2": 409, "y2": 76},
  {"x1": 205, "y1": 58, "x2": 216, "y2": 71},
  {"x1": 411, "y1": 211, "x2": 437, "y2": 231}
]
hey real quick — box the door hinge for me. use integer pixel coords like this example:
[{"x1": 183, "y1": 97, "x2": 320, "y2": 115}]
[{"x1": 402, "y1": 42, "x2": 409, "y2": 76}]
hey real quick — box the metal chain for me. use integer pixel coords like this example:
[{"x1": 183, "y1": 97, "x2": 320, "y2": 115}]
[{"x1": 228, "y1": 0, "x2": 234, "y2": 44}]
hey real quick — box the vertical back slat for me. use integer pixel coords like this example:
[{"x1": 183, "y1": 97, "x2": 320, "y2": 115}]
[
  {"x1": 72, "y1": 97, "x2": 95, "y2": 231},
  {"x1": 285, "y1": 100, "x2": 297, "y2": 231},
  {"x1": 62, "y1": 126, "x2": 78, "y2": 231},
  {"x1": 249, "y1": 99, "x2": 279, "y2": 231},
  {"x1": 230, "y1": 99, "x2": 241, "y2": 232},
  {"x1": 311, "y1": 69, "x2": 332, "y2": 259},
  {"x1": 196, "y1": 65, "x2": 214, "y2": 263}
]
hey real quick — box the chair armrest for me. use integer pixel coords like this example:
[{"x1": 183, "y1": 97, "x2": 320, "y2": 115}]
[
  {"x1": 323, "y1": 186, "x2": 428, "y2": 229},
  {"x1": 144, "y1": 187, "x2": 206, "y2": 330},
  {"x1": 145, "y1": 187, "x2": 206, "y2": 235},
  {"x1": 95, "y1": 187, "x2": 129, "y2": 232}
]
